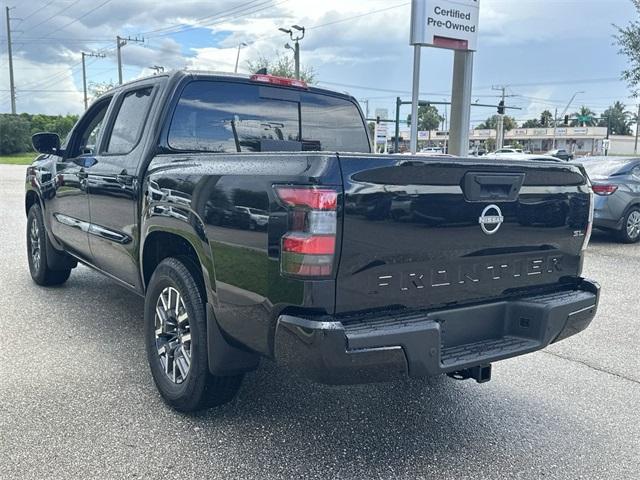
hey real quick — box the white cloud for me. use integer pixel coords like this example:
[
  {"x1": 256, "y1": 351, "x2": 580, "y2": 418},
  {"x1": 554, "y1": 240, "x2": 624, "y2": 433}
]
[
  {"x1": 1, "y1": 0, "x2": 636, "y2": 117},
  {"x1": 0, "y1": 55, "x2": 83, "y2": 114}
]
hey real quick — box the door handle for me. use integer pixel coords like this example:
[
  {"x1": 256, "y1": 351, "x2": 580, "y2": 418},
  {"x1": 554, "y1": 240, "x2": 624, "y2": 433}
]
[{"x1": 116, "y1": 173, "x2": 134, "y2": 186}]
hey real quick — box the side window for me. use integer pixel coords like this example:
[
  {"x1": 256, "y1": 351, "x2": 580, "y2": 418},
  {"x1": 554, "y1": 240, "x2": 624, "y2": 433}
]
[
  {"x1": 105, "y1": 87, "x2": 153, "y2": 155},
  {"x1": 68, "y1": 99, "x2": 111, "y2": 157}
]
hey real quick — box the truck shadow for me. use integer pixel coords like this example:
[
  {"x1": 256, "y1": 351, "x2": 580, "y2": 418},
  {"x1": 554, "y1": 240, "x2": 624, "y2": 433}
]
[{"x1": 52, "y1": 266, "x2": 597, "y2": 477}]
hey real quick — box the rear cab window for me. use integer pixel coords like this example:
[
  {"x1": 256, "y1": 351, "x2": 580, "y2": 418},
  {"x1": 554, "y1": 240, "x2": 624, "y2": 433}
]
[{"x1": 167, "y1": 80, "x2": 370, "y2": 154}]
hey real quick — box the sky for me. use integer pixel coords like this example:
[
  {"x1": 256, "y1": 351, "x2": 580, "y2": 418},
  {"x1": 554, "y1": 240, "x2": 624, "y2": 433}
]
[{"x1": 0, "y1": 0, "x2": 638, "y2": 128}]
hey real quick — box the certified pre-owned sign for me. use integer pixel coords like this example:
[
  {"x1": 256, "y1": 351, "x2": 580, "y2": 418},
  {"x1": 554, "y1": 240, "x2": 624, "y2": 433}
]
[{"x1": 411, "y1": 0, "x2": 480, "y2": 51}]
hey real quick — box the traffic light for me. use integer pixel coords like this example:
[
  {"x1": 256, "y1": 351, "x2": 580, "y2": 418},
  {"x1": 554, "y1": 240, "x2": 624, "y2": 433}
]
[
  {"x1": 497, "y1": 100, "x2": 505, "y2": 115},
  {"x1": 376, "y1": 116, "x2": 381, "y2": 125},
  {"x1": 564, "y1": 115, "x2": 569, "y2": 126}
]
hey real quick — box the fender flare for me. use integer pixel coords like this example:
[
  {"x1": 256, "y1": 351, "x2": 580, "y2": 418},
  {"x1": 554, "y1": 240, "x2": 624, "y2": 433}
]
[{"x1": 140, "y1": 202, "x2": 260, "y2": 375}]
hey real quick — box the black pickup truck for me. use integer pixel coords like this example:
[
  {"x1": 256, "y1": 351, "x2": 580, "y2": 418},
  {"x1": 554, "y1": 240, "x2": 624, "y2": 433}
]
[{"x1": 25, "y1": 71, "x2": 600, "y2": 412}]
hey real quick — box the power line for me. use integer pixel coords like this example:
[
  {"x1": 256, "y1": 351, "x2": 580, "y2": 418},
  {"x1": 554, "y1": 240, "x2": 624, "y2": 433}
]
[
  {"x1": 138, "y1": 0, "x2": 269, "y2": 37},
  {"x1": 40, "y1": 0, "x2": 114, "y2": 39},
  {"x1": 19, "y1": 0, "x2": 57, "y2": 23},
  {"x1": 308, "y1": 2, "x2": 410, "y2": 32},
  {"x1": 140, "y1": 0, "x2": 285, "y2": 39},
  {"x1": 17, "y1": 0, "x2": 83, "y2": 37}
]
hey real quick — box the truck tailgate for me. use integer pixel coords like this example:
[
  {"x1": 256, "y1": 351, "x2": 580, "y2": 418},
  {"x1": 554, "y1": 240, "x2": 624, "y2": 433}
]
[{"x1": 335, "y1": 154, "x2": 591, "y2": 314}]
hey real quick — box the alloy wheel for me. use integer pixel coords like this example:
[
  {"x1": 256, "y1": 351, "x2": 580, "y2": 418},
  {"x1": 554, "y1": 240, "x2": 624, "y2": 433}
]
[
  {"x1": 154, "y1": 286, "x2": 192, "y2": 384},
  {"x1": 29, "y1": 219, "x2": 41, "y2": 270},
  {"x1": 627, "y1": 210, "x2": 640, "y2": 240}
]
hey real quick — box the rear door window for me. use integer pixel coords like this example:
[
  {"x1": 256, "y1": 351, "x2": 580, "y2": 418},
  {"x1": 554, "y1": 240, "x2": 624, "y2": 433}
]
[
  {"x1": 168, "y1": 81, "x2": 370, "y2": 153},
  {"x1": 105, "y1": 87, "x2": 154, "y2": 154}
]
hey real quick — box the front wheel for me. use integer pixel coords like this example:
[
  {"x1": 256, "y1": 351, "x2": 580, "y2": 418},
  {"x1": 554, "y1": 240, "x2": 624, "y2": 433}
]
[
  {"x1": 617, "y1": 207, "x2": 640, "y2": 244},
  {"x1": 27, "y1": 204, "x2": 72, "y2": 286},
  {"x1": 144, "y1": 257, "x2": 243, "y2": 412}
]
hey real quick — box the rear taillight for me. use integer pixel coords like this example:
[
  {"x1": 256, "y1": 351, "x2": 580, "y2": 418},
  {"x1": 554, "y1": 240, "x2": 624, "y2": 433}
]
[
  {"x1": 592, "y1": 184, "x2": 618, "y2": 196},
  {"x1": 275, "y1": 186, "x2": 338, "y2": 277},
  {"x1": 583, "y1": 188, "x2": 594, "y2": 251}
]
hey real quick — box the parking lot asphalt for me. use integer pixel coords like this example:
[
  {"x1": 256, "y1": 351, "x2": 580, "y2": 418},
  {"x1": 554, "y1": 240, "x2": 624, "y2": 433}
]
[{"x1": 1, "y1": 164, "x2": 638, "y2": 479}]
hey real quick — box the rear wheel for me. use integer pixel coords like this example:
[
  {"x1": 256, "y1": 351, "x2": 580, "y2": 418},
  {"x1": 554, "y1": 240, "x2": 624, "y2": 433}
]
[
  {"x1": 27, "y1": 204, "x2": 72, "y2": 286},
  {"x1": 144, "y1": 257, "x2": 243, "y2": 412},
  {"x1": 617, "y1": 207, "x2": 640, "y2": 244}
]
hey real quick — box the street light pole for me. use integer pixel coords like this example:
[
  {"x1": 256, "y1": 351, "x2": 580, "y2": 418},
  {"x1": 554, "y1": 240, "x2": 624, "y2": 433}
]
[
  {"x1": 279, "y1": 25, "x2": 305, "y2": 80},
  {"x1": 554, "y1": 90, "x2": 584, "y2": 149},
  {"x1": 234, "y1": 42, "x2": 247, "y2": 73}
]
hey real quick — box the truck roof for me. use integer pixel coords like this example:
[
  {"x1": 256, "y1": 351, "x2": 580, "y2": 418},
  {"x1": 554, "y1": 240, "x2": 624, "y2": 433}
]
[{"x1": 102, "y1": 69, "x2": 355, "y2": 102}]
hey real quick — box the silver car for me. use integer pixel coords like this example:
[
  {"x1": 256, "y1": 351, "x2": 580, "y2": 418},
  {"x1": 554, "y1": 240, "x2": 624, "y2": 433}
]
[{"x1": 575, "y1": 157, "x2": 640, "y2": 243}]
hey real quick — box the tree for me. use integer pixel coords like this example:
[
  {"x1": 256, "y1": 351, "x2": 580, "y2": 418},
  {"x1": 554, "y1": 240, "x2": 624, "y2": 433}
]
[
  {"x1": 540, "y1": 110, "x2": 554, "y2": 127},
  {"x1": 0, "y1": 115, "x2": 31, "y2": 154},
  {"x1": 599, "y1": 101, "x2": 633, "y2": 135},
  {"x1": 477, "y1": 115, "x2": 517, "y2": 131},
  {"x1": 521, "y1": 118, "x2": 542, "y2": 128},
  {"x1": 522, "y1": 110, "x2": 554, "y2": 128},
  {"x1": 88, "y1": 81, "x2": 117, "y2": 99},
  {"x1": 0, "y1": 113, "x2": 79, "y2": 154},
  {"x1": 406, "y1": 104, "x2": 444, "y2": 131},
  {"x1": 571, "y1": 106, "x2": 598, "y2": 127},
  {"x1": 615, "y1": 1, "x2": 640, "y2": 97},
  {"x1": 246, "y1": 53, "x2": 316, "y2": 84}
]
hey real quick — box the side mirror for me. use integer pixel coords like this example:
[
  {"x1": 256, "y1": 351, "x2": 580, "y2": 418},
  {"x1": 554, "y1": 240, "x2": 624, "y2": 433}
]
[{"x1": 32, "y1": 132, "x2": 61, "y2": 155}]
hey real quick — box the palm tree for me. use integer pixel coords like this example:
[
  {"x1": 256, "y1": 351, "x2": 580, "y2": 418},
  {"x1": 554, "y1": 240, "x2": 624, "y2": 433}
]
[
  {"x1": 599, "y1": 101, "x2": 633, "y2": 136},
  {"x1": 570, "y1": 106, "x2": 598, "y2": 127}
]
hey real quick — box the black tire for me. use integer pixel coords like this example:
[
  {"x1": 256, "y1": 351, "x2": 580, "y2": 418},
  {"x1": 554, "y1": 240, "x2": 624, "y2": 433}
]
[
  {"x1": 144, "y1": 257, "x2": 243, "y2": 412},
  {"x1": 617, "y1": 207, "x2": 640, "y2": 244},
  {"x1": 27, "y1": 204, "x2": 72, "y2": 286}
]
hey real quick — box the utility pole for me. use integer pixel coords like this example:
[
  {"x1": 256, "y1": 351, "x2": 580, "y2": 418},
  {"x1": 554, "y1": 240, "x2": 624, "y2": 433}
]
[
  {"x1": 553, "y1": 108, "x2": 558, "y2": 150},
  {"x1": 5, "y1": 6, "x2": 16, "y2": 114},
  {"x1": 279, "y1": 25, "x2": 305, "y2": 80},
  {"x1": 443, "y1": 99, "x2": 449, "y2": 153},
  {"x1": 360, "y1": 99, "x2": 370, "y2": 119},
  {"x1": 395, "y1": 97, "x2": 402, "y2": 153},
  {"x1": 81, "y1": 51, "x2": 106, "y2": 110},
  {"x1": 492, "y1": 85, "x2": 507, "y2": 150},
  {"x1": 116, "y1": 35, "x2": 144, "y2": 85},
  {"x1": 234, "y1": 42, "x2": 247, "y2": 73}
]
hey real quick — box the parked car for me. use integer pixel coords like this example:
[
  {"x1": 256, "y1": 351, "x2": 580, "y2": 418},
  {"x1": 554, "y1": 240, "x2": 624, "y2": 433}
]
[
  {"x1": 236, "y1": 206, "x2": 269, "y2": 230},
  {"x1": 25, "y1": 71, "x2": 599, "y2": 412},
  {"x1": 573, "y1": 156, "x2": 640, "y2": 243},
  {"x1": 546, "y1": 149, "x2": 574, "y2": 161},
  {"x1": 421, "y1": 146, "x2": 444, "y2": 154},
  {"x1": 484, "y1": 153, "x2": 563, "y2": 163},
  {"x1": 468, "y1": 146, "x2": 487, "y2": 156},
  {"x1": 492, "y1": 147, "x2": 524, "y2": 156}
]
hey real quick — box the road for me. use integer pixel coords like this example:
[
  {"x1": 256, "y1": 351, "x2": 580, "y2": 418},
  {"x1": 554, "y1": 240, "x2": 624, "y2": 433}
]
[{"x1": 1, "y1": 164, "x2": 638, "y2": 479}]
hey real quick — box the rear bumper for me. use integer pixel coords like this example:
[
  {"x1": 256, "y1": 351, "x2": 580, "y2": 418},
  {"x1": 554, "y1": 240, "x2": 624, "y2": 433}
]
[{"x1": 274, "y1": 279, "x2": 600, "y2": 384}]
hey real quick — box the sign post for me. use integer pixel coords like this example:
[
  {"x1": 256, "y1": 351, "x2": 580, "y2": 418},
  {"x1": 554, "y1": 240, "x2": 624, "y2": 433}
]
[{"x1": 410, "y1": 0, "x2": 480, "y2": 155}]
